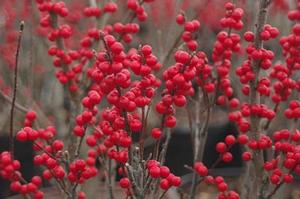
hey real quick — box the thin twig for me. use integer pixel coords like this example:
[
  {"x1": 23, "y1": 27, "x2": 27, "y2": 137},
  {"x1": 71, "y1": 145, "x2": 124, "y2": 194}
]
[
  {"x1": 0, "y1": 90, "x2": 28, "y2": 113},
  {"x1": 33, "y1": 142, "x2": 58, "y2": 160},
  {"x1": 264, "y1": 103, "x2": 279, "y2": 131},
  {"x1": 139, "y1": 104, "x2": 151, "y2": 160},
  {"x1": 125, "y1": 163, "x2": 142, "y2": 198},
  {"x1": 189, "y1": 90, "x2": 211, "y2": 199},
  {"x1": 48, "y1": 168, "x2": 71, "y2": 197},
  {"x1": 9, "y1": 21, "x2": 24, "y2": 155},
  {"x1": 0, "y1": 89, "x2": 51, "y2": 128},
  {"x1": 159, "y1": 128, "x2": 172, "y2": 164},
  {"x1": 107, "y1": 158, "x2": 115, "y2": 199},
  {"x1": 266, "y1": 181, "x2": 284, "y2": 199},
  {"x1": 74, "y1": 135, "x2": 85, "y2": 158},
  {"x1": 71, "y1": 183, "x2": 79, "y2": 199},
  {"x1": 158, "y1": 190, "x2": 168, "y2": 199},
  {"x1": 186, "y1": 107, "x2": 194, "y2": 138},
  {"x1": 197, "y1": 91, "x2": 211, "y2": 161}
]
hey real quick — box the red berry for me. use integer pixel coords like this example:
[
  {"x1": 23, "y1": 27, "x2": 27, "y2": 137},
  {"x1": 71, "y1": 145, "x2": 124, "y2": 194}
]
[
  {"x1": 229, "y1": 98, "x2": 239, "y2": 108},
  {"x1": 10, "y1": 181, "x2": 21, "y2": 192},
  {"x1": 86, "y1": 135, "x2": 97, "y2": 147},
  {"x1": 174, "y1": 50, "x2": 190, "y2": 64},
  {"x1": 149, "y1": 166, "x2": 161, "y2": 178},
  {"x1": 216, "y1": 142, "x2": 227, "y2": 153},
  {"x1": 120, "y1": 177, "x2": 130, "y2": 188},
  {"x1": 52, "y1": 140, "x2": 64, "y2": 151},
  {"x1": 222, "y1": 152, "x2": 233, "y2": 163},
  {"x1": 270, "y1": 174, "x2": 280, "y2": 184},
  {"x1": 204, "y1": 176, "x2": 214, "y2": 184},
  {"x1": 225, "y1": 135, "x2": 236, "y2": 146},
  {"x1": 283, "y1": 174, "x2": 293, "y2": 183},
  {"x1": 225, "y1": 2, "x2": 234, "y2": 10},
  {"x1": 170, "y1": 176, "x2": 181, "y2": 187},
  {"x1": 31, "y1": 176, "x2": 42, "y2": 186},
  {"x1": 141, "y1": 45, "x2": 152, "y2": 56},
  {"x1": 151, "y1": 128, "x2": 162, "y2": 139},
  {"x1": 27, "y1": 182, "x2": 38, "y2": 192},
  {"x1": 184, "y1": 22, "x2": 194, "y2": 32},
  {"x1": 217, "y1": 96, "x2": 226, "y2": 105},
  {"x1": 176, "y1": 14, "x2": 185, "y2": 25},
  {"x1": 164, "y1": 115, "x2": 176, "y2": 128},
  {"x1": 204, "y1": 83, "x2": 215, "y2": 93},
  {"x1": 173, "y1": 95, "x2": 186, "y2": 107},
  {"x1": 26, "y1": 111, "x2": 37, "y2": 121},
  {"x1": 16, "y1": 130, "x2": 28, "y2": 142},
  {"x1": 34, "y1": 191, "x2": 44, "y2": 199},
  {"x1": 244, "y1": 31, "x2": 255, "y2": 42},
  {"x1": 104, "y1": 3, "x2": 118, "y2": 13},
  {"x1": 293, "y1": 24, "x2": 300, "y2": 35},
  {"x1": 260, "y1": 31, "x2": 270, "y2": 40},
  {"x1": 160, "y1": 179, "x2": 170, "y2": 190},
  {"x1": 242, "y1": 152, "x2": 252, "y2": 161},
  {"x1": 78, "y1": 191, "x2": 86, "y2": 199},
  {"x1": 237, "y1": 135, "x2": 249, "y2": 145},
  {"x1": 43, "y1": 170, "x2": 52, "y2": 180},
  {"x1": 26, "y1": 128, "x2": 39, "y2": 141},
  {"x1": 73, "y1": 126, "x2": 85, "y2": 137},
  {"x1": 217, "y1": 182, "x2": 228, "y2": 192},
  {"x1": 160, "y1": 166, "x2": 170, "y2": 178},
  {"x1": 194, "y1": 162, "x2": 208, "y2": 176}
]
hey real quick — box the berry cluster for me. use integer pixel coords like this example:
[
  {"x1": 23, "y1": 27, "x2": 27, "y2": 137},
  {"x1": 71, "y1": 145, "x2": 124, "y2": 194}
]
[
  {"x1": 0, "y1": 152, "x2": 44, "y2": 199},
  {"x1": 67, "y1": 159, "x2": 98, "y2": 184},
  {"x1": 127, "y1": 0, "x2": 154, "y2": 22},
  {"x1": 263, "y1": 129, "x2": 300, "y2": 185},
  {"x1": 176, "y1": 14, "x2": 201, "y2": 51},
  {"x1": 146, "y1": 160, "x2": 181, "y2": 190},
  {"x1": 2, "y1": 0, "x2": 300, "y2": 199},
  {"x1": 156, "y1": 50, "x2": 195, "y2": 128},
  {"x1": 284, "y1": 100, "x2": 300, "y2": 119},
  {"x1": 220, "y1": 2, "x2": 244, "y2": 31},
  {"x1": 215, "y1": 135, "x2": 236, "y2": 163},
  {"x1": 193, "y1": 162, "x2": 239, "y2": 199}
]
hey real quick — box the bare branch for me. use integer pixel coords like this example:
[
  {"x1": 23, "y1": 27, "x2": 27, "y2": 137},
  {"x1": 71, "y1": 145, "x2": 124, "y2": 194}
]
[
  {"x1": 246, "y1": 1, "x2": 271, "y2": 198},
  {"x1": 9, "y1": 21, "x2": 24, "y2": 155}
]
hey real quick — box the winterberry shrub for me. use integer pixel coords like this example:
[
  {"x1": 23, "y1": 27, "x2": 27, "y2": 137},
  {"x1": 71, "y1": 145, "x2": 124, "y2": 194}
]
[{"x1": 0, "y1": 0, "x2": 299, "y2": 199}]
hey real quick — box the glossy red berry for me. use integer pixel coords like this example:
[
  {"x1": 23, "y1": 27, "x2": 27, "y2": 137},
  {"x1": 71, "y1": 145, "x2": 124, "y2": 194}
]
[
  {"x1": 16, "y1": 130, "x2": 28, "y2": 142},
  {"x1": 242, "y1": 152, "x2": 252, "y2": 161},
  {"x1": 151, "y1": 128, "x2": 162, "y2": 139},
  {"x1": 160, "y1": 166, "x2": 170, "y2": 178},
  {"x1": 160, "y1": 179, "x2": 170, "y2": 190},
  {"x1": 194, "y1": 162, "x2": 208, "y2": 176},
  {"x1": 149, "y1": 166, "x2": 160, "y2": 178},
  {"x1": 244, "y1": 31, "x2": 254, "y2": 42},
  {"x1": 216, "y1": 142, "x2": 227, "y2": 153},
  {"x1": 176, "y1": 14, "x2": 185, "y2": 25},
  {"x1": 225, "y1": 135, "x2": 236, "y2": 146},
  {"x1": 26, "y1": 111, "x2": 37, "y2": 121},
  {"x1": 222, "y1": 152, "x2": 233, "y2": 163},
  {"x1": 164, "y1": 115, "x2": 176, "y2": 128},
  {"x1": 120, "y1": 177, "x2": 130, "y2": 188},
  {"x1": 170, "y1": 176, "x2": 181, "y2": 187},
  {"x1": 217, "y1": 182, "x2": 228, "y2": 192}
]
